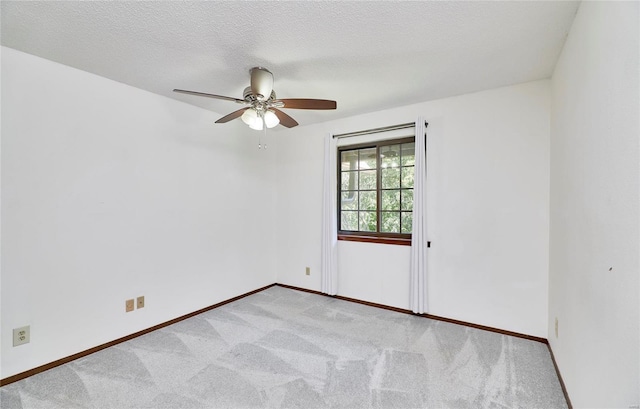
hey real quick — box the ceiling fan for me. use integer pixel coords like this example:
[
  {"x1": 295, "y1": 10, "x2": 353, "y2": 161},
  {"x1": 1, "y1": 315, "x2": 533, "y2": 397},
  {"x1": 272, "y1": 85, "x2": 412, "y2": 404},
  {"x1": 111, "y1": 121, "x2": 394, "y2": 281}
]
[{"x1": 174, "y1": 67, "x2": 337, "y2": 130}]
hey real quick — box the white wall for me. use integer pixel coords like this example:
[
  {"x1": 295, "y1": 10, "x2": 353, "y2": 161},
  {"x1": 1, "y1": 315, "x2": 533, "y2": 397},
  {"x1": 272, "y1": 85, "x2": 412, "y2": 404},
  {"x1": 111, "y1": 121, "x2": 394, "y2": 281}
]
[
  {"x1": 549, "y1": 2, "x2": 639, "y2": 408},
  {"x1": 0, "y1": 47, "x2": 277, "y2": 378},
  {"x1": 276, "y1": 80, "x2": 551, "y2": 338}
]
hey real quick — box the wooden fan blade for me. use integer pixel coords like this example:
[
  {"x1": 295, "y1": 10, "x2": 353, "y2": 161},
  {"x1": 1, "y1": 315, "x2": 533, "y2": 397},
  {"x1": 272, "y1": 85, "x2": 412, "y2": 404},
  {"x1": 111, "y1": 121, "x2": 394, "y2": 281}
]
[
  {"x1": 272, "y1": 108, "x2": 299, "y2": 128},
  {"x1": 173, "y1": 89, "x2": 246, "y2": 104},
  {"x1": 215, "y1": 108, "x2": 250, "y2": 123},
  {"x1": 275, "y1": 99, "x2": 337, "y2": 110}
]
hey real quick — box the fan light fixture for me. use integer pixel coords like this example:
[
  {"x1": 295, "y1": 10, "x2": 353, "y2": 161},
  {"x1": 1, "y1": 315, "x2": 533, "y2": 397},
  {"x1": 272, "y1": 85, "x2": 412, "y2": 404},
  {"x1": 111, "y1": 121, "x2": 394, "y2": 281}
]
[{"x1": 241, "y1": 108, "x2": 280, "y2": 130}]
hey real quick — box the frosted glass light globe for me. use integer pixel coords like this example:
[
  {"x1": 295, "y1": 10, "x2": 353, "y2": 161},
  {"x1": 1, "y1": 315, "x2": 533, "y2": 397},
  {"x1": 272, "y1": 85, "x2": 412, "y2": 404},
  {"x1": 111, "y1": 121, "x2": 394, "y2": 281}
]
[
  {"x1": 241, "y1": 108, "x2": 258, "y2": 126},
  {"x1": 264, "y1": 110, "x2": 280, "y2": 128},
  {"x1": 248, "y1": 117, "x2": 263, "y2": 130}
]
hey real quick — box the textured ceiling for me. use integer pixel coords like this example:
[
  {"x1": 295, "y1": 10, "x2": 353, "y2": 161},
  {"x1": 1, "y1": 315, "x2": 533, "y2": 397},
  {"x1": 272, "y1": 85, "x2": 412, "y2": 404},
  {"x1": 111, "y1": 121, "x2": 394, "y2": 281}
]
[{"x1": 1, "y1": 1, "x2": 579, "y2": 128}]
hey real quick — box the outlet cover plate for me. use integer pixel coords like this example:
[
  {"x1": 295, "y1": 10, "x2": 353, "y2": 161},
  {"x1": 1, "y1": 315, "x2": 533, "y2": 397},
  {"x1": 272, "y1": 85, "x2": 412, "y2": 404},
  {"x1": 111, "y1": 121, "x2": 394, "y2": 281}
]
[
  {"x1": 13, "y1": 326, "x2": 30, "y2": 347},
  {"x1": 137, "y1": 296, "x2": 145, "y2": 309},
  {"x1": 126, "y1": 299, "x2": 135, "y2": 312}
]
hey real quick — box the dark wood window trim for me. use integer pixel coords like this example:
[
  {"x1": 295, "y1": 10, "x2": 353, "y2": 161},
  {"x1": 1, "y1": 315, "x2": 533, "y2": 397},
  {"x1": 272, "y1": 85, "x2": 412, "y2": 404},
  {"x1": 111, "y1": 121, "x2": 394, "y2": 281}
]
[
  {"x1": 337, "y1": 137, "x2": 415, "y2": 244},
  {"x1": 337, "y1": 234, "x2": 412, "y2": 246}
]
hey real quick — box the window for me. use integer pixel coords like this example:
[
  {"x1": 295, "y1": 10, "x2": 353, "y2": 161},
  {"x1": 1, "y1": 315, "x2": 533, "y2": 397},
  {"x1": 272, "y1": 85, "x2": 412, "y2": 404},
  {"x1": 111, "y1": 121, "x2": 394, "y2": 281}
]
[{"x1": 338, "y1": 137, "x2": 415, "y2": 245}]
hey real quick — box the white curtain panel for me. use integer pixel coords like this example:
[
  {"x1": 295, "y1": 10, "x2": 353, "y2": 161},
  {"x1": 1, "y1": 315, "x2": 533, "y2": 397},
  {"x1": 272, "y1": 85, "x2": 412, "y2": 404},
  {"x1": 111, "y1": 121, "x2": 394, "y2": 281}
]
[
  {"x1": 321, "y1": 134, "x2": 338, "y2": 295},
  {"x1": 410, "y1": 118, "x2": 428, "y2": 313}
]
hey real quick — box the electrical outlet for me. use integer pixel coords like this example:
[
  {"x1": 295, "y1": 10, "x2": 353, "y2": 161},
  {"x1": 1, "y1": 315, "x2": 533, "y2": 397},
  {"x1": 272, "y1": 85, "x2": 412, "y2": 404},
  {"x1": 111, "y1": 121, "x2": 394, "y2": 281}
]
[
  {"x1": 137, "y1": 296, "x2": 145, "y2": 309},
  {"x1": 126, "y1": 299, "x2": 135, "y2": 312},
  {"x1": 305, "y1": 267, "x2": 310, "y2": 276},
  {"x1": 555, "y1": 317, "x2": 558, "y2": 338},
  {"x1": 13, "y1": 326, "x2": 30, "y2": 347}
]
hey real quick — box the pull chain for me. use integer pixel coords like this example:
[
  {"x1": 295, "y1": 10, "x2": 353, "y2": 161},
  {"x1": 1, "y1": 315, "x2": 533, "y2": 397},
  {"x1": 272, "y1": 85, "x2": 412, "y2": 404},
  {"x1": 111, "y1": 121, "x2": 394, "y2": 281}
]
[
  {"x1": 263, "y1": 119, "x2": 267, "y2": 150},
  {"x1": 258, "y1": 114, "x2": 267, "y2": 150}
]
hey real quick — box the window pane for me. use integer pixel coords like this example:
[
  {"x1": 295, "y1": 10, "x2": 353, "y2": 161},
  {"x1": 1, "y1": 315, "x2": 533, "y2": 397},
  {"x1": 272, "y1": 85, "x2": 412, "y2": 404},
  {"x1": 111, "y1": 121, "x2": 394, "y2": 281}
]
[
  {"x1": 381, "y1": 144, "x2": 400, "y2": 168},
  {"x1": 359, "y1": 170, "x2": 377, "y2": 190},
  {"x1": 359, "y1": 191, "x2": 377, "y2": 211},
  {"x1": 359, "y1": 211, "x2": 377, "y2": 232},
  {"x1": 401, "y1": 167, "x2": 414, "y2": 188},
  {"x1": 359, "y1": 148, "x2": 377, "y2": 169},
  {"x1": 401, "y1": 212, "x2": 413, "y2": 233},
  {"x1": 341, "y1": 191, "x2": 358, "y2": 210},
  {"x1": 381, "y1": 211, "x2": 400, "y2": 233},
  {"x1": 341, "y1": 211, "x2": 358, "y2": 231},
  {"x1": 382, "y1": 190, "x2": 400, "y2": 211},
  {"x1": 401, "y1": 189, "x2": 413, "y2": 211},
  {"x1": 338, "y1": 138, "x2": 415, "y2": 239},
  {"x1": 381, "y1": 167, "x2": 400, "y2": 189},
  {"x1": 341, "y1": 150, "x2": 358, "y2": 171},
  {"x1": 341, "y1": 171, "x2": 358, "y2": 191},
  {"x1": 401, "y1": 143, "x2": 415, "y2": 166}
]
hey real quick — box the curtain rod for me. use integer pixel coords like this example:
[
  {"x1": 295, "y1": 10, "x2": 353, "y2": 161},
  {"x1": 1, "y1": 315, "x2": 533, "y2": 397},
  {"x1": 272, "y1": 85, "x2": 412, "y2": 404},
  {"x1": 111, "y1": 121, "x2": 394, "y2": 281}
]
[{"x1": 332, "y1": 121, "x2": 427, "y2": 139}]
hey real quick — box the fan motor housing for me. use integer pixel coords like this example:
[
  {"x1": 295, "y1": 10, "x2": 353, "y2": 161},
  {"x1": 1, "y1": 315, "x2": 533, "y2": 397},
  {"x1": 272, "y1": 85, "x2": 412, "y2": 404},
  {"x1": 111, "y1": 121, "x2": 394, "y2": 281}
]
[
  {"x1": 243, "y1": 86, "x2": 276, "y2": 102},
  {"x1": 250, "y1": 67, "x2": 274, "y2": 101},
  {"x1": 243, "y1": 86, "x2": 253, "y2": 101}
]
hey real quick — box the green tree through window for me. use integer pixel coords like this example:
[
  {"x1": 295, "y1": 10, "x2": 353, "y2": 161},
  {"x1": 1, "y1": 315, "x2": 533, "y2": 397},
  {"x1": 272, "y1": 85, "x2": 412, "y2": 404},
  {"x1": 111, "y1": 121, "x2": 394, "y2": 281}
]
[{"x1": 338, "y1": 137, "x2": 415, "y2": 239}]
